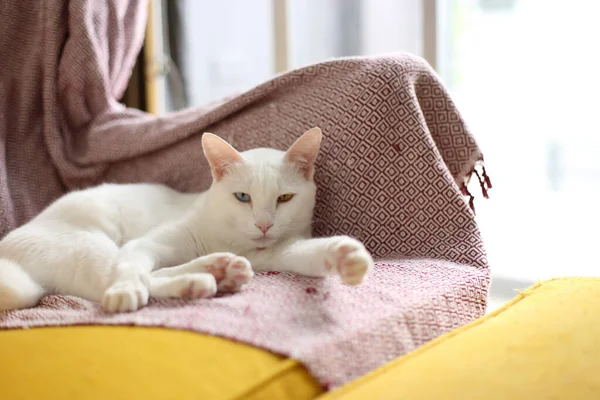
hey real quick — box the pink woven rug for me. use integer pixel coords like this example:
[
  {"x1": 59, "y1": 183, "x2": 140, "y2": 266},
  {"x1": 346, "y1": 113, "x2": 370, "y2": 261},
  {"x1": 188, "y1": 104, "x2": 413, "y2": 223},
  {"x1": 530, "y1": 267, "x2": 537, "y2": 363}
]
[{"x1": 0, "y1": 0, "x2": 491, "y2": 389}]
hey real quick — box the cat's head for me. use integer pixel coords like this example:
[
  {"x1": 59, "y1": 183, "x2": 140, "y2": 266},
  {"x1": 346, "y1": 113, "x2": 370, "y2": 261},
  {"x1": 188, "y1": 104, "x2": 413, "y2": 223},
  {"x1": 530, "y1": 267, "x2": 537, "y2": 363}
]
[{"x1": 201, "y1": 127, "x2": 322, "y2": 251}]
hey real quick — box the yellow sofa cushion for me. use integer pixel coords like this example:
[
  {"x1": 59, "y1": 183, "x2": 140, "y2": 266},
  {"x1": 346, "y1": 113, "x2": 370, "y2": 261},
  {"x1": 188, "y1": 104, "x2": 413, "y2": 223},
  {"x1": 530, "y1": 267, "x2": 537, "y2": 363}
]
[
  {"x1": 0, "y1": 326, "x2": 324, "y2": 400},
  {"x1": 3, "y1": 278, "x2": 598, "y2": 400},
  {"x1": 322, "y1": 277, "x2": 600, "y2": 400}
]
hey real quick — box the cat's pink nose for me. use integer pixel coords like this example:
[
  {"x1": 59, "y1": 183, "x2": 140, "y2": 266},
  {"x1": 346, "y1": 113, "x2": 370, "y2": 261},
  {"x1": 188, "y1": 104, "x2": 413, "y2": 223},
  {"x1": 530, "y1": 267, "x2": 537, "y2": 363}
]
[{"x1": 255, "y1": 222, "x2": 273, "y2": 234}]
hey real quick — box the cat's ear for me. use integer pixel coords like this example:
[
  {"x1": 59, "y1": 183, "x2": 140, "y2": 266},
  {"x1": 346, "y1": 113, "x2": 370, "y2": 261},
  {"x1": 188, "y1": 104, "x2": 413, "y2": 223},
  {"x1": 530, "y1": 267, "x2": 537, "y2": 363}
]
[
  {"x1": 284, "y1": 127, "x2": 322, "y2": 180},
  {"x1": 202, "y1": 133, "x2": 244, "y2": 181}
]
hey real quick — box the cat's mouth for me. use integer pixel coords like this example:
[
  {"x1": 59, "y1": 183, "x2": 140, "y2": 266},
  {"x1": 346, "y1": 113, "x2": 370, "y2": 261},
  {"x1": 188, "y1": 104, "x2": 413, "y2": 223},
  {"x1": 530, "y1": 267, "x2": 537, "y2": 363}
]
[
  {"x1": 252, "y1": 236, "x2": 275, "y2": 246},
  {"x1": 253, "y1": 235, "x2": 272, "y2": 241}
]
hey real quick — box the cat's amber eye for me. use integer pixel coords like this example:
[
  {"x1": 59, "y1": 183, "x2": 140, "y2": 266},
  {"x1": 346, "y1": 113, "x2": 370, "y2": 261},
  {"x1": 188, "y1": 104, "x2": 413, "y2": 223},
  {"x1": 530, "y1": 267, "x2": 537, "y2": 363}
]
[{"x1": 277, "y1": 193, "x2": 294, "y2": 203}]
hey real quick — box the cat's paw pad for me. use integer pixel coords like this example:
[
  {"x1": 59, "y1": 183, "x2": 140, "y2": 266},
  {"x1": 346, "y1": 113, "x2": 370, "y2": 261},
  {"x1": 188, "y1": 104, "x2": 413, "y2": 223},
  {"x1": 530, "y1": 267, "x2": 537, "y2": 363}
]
[
  {"x1": 102, "y1": 278, "x2": 149, "y2": 313},
  {"x1": 204, "y1": 253, "x2": 237, "y2": 281},
  {"x1": 175, "y1": 273, "x2": 218, "y2": 299},
  {"x1": 326, "y1": 238, "x2": 373, "y2": 286},
  {"x1": 213, "y1": 256, "x2": 254, "y2": 293}
]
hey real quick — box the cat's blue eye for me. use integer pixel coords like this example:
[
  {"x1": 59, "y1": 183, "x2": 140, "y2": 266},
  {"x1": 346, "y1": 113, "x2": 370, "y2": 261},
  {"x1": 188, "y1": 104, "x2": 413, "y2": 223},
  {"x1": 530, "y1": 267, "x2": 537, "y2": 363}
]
[{"x1": 234, "y1": 192, "x2": 251, "y2": 203}]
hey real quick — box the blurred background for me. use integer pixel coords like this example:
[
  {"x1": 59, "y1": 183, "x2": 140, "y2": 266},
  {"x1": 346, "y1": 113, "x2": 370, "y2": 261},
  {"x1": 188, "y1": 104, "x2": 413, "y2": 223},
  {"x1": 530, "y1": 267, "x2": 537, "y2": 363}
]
[{"x1": 128, "y1": 0, "x2": 600, "y2": 311}]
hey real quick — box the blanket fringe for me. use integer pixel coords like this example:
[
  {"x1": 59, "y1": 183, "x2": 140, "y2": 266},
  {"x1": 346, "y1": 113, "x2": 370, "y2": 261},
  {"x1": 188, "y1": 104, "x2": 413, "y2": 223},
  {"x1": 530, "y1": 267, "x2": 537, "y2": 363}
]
[
  {"x1": 460, "y1": 185, "x2": 476, "y2": 214},
  {"x1": 460, "y1": 155, "x2": 492, "y2": 214}
]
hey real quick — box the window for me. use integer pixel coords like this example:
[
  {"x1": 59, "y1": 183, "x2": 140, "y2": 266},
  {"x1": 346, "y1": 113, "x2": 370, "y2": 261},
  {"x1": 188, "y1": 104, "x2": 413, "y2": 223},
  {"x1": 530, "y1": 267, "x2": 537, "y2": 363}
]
[{"x1": 439, "y1": 0, "x2": 600, "y2": 285}]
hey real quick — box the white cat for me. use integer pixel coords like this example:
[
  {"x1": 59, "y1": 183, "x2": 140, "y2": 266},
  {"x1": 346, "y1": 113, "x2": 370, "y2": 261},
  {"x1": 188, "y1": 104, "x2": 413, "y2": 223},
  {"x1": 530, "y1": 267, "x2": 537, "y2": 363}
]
[{"x1": 0, "y1": 127, "x2": 373, "y2": 313}]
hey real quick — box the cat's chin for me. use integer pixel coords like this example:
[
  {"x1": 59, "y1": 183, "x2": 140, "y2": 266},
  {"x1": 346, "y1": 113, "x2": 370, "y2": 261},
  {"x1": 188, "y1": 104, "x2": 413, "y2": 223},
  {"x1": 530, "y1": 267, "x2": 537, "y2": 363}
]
[{"x1": 250, "y1": 237, "x2": 276, "y2": 251}]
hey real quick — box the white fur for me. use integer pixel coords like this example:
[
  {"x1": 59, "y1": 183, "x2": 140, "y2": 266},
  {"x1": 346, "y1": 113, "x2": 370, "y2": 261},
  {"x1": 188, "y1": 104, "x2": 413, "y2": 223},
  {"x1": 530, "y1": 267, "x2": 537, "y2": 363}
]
[{"x1": 0, "y1": 128, "x2": 373, "y2": 313}]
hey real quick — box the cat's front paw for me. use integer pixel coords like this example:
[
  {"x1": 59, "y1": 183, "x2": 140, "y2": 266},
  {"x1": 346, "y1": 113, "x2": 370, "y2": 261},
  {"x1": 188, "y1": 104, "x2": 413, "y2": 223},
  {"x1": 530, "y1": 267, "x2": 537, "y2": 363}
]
[
  {"x1": 171, "y1": 273, "x2": 218, "y2": 299},
  {"x1": 102, "y1": 276, "x2": 149, "y2": 313},
  {"x1": 206, "y1": 254, "x2": 254, "y2": 293},
  {"x1": 326, "y1": 237, "x2": 373, "y2": 286}
]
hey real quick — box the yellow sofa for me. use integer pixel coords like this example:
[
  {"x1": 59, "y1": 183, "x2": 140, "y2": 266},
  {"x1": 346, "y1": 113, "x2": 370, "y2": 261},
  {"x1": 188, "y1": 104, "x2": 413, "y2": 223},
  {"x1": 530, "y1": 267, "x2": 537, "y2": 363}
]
[{"x1": 1, "y1": 278, "x2": 598, "y2": 399}]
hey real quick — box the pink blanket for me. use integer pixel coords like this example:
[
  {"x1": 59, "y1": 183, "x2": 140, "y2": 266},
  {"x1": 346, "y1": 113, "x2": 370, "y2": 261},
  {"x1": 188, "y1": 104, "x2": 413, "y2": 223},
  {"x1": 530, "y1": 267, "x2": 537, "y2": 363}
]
[{"x1": 0, "y1": 0, "x2": 491, "y2": 389}]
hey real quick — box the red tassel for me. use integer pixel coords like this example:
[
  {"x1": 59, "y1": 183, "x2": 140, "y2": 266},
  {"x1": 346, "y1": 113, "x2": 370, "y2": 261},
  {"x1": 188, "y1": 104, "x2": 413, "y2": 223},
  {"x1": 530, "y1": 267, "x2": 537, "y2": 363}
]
[
  {"x1": 461, "y1": 184, "x2": 476, "y2": 214},
  {"x1": 469, "y1": 195, "x2": 475, "y2": 214},
  {"x1": 482, "y1": 167, "x2": 492, "y2": 189},
  {"x1": 474, "y1": 169, "x2": 489, "y2": 199}
]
